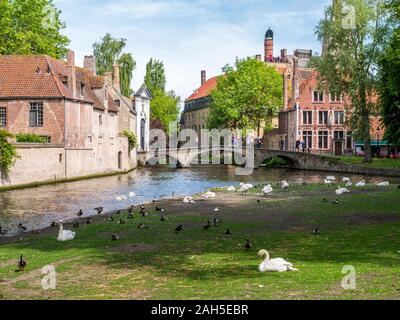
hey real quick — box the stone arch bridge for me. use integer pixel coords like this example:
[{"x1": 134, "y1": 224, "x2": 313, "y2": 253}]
[{"x1": 136, "y1": 147, "x2": 370, "y2": 174}]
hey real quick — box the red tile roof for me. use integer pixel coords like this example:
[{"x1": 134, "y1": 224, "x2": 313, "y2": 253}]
[{"x1": 185, "y1": 76, "x2": 218, "y2": 102}]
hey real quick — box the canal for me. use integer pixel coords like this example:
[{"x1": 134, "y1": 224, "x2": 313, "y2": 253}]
[{"x1": 1, "y1": 166, "x2": 399, "y2": 236}]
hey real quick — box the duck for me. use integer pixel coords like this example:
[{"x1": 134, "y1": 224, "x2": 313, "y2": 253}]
[
  {"x1": 86, "y1": 218, "x2": 92, "y2": 224},
  {"x1": 57, "y1": 220, "x2": 76, "y2": 242},
  {"x1": 203, "y1": 220, "x2": 211, "y2": 230},
  {"x1": 258, "y1": 250, "x2": 299, "y2": 272},
  {"x1": 356, "y1": 180, "x2": 366, "y2": 187},
  {"x1": 245, "y1": 240, "x2": 252, "y2": 250},
  {"x1": 95, "y1": 207, "x2": 104, "y2": 214},
  {"x1": 281, "y1": 180, "x2": 290, "y2": 189},
  {"x1": 18, "y1": 223, "x2": 27, "y2": 233},
  {"x1": 332, "y1": 199, "x2": 339, "y2": 205},
  {"x1": 138, "y1": 223, "x2": 149, "y2": 229},
  {"x1": 127, "y1": 206, "x2": 134, "y2": 214},
  {"x1": 118, "y1": 219, "x2": 126, "y2": 225},
  {"x1": 77, "y1": 210, "x2": 83, "y2": 217},
  {"x1": 112, "y1": 233, "x2": 120, "y2": 241},
  {"x1": 155, "y1": 207, "x2": 164, "y2": 212},
  {"x1": 262, "y1": 185, "x2": 273, "y2": 196},
  {"x1": 225, "y1": 229, "x2": 232, "y2": 235},
  {"x1": 16, "y1": 255, "x2": 27, "y2": 272},
  {"x1": 175, "y1": 225, "x2": 183, "y2": 232},
  {"x1": 73, "y1": 223, "x2": 80, "y2": 228},
  {"x1": 0, "y1": 225, "x2": 8, "y2": 235},
  {"x1": 336, "y1": 187, "x2": 350, "y2": 195}
]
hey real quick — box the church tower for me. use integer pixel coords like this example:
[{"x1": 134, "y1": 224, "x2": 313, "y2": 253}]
[{"x1": 264, "y1": 28, "x2": 274, "y2": 62}]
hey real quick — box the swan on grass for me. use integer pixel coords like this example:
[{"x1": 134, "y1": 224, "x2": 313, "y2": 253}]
[
  {"x1": 202, "y1": 191, "x2": 216, "y2": 199},
  {"x1": 258, "y1": 250, "x2": 299, "y2": 272},
  {"x1": 239, "y1": 183, "x2": 253, "y2": 194},
  {"x1": 336, "y1": 187, "x2": 350, "y2": 195},
  {"x1": 281, "y1": 181, "x2": 290, "y2": 189},
  {"x1": 57, "y1": 220, "x2": 76, "y2": 242},
  {"x1": 262, "y1": 185, "x2": 273, "y2": 196},
  {"x1": 226, "y1": 186, "x2": 236, "y2": 192},
  {"x1": 356, "y1": 180, "x2": 366, "y2": 187},
  {"x1": 183, "y1": 196, "x2": 196, "y2": 204},
  {"x1": 376, "y1": 181, "x2": 390, "y2": 187}
]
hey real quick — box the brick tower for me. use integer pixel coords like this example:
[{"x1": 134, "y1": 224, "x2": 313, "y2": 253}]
[{"x1": 264, "y1": 28, "x2": 274, "y2": 62}]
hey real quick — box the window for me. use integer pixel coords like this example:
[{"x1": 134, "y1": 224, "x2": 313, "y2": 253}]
[
  {"x1": 29, "y1": 102, "x2": 43, "y2": 127},
  {"x1": 334, "y1": 111, "x2": 344, "y2": 125},
  {"x1": 303, "y1": 111, "x2": 312, "y2": 125},
  {"x1": 80, "y1": 83, "x2": 85, "y2": 98},
  {"x1": 313, "y1": 91, "x2": 324, "y2": 102},
  {"x1": 330, "y1": 92, "x2": 342, "y2": 102},
  {"x1": 319, "y1": 111, "x2": 328, "y2": 125},
  {"x1": 346, "y1": 131, "x2": 353, "y2": 149},
  {"x1": 318, "y1": 131, "x2": 328, "y2": 149},
  {"x1": 334, "y1": 131, "x2": 344, "y2": 140},
  {"x1": 115, "y1": 99, "x2": 120, "y2": 107},
  {"x1": 303, "y1": 131, "x2": 313, "y2": 149},
  {"x1": 0, "y1": 107, "x2": 6, "y2": 127}
]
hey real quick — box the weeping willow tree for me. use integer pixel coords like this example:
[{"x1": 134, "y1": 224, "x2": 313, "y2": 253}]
[
  {"x1": 93, "y1": 34, "x2": 136, "y2": 97},
  {"x1": 311, "y1": 0, "x2": 390, "y2": 163}
]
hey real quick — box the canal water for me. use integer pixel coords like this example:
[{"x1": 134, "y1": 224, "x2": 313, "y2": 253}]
[{"x1": 0, "y1": 166, "x2": 398, "y2": 236}]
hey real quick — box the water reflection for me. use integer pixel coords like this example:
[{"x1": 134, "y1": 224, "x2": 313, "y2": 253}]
[{"x1": 0, "y1": 166, "x2": 398, "y2": 236}]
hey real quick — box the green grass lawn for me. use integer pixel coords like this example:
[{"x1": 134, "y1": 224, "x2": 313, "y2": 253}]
[
  {"x1": 0, "y1": 183, "x2": 400, "y2": 300},
  {"x1": 332, "y1": 156, "x2": 400, "y2": 169}
]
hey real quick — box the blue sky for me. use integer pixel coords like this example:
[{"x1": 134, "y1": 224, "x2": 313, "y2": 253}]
[{"x1": 54, "y1": 0, "x2": 331, "y2": 102}]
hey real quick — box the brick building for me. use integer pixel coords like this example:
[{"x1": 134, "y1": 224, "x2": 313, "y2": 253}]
[{"x1": 0, "y1": 51, "x2": 140, "y2": 187}]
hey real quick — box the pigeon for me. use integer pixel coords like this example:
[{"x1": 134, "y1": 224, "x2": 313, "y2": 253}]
[
  {"x1": 175, "y1": 225, "x2": 183, "y2": 233},
  {"x1": 16, "y1": 255, "x2": 27, "y2": 272},
  {"x1": 112, "y1": 233, "x2": 120, "y2": 241}
]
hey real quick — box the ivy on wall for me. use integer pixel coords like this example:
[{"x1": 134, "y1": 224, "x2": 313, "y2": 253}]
[
  {"x1": 0, "y1": 129, "x2": 20, "y2": 175},
  {"x1": 123, "y1": 130, "x2": 138, "y2": 151}
]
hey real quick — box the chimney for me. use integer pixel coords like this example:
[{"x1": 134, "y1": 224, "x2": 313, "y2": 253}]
[
  {"x1": 105, "y1": 72, "x2": 113, "y2": 87},
  {"x1": 67, "y1": 50, "x2": 77, "y2": 99},
  {"x1": 201, "y1": 70, "x2": 206, "y2": 86},
  {"x1": 281, "y1": 49, "x2": 287, "y2": 59},
  {"x1": 84, "y1": 55, "x2": 96, "y2": 76},
  {"x1": 113, "y1": 64, "x2": 120, "y2": 92},
  {"x1": 255, "y1": 54, "x2": 262, "y2": 62}
]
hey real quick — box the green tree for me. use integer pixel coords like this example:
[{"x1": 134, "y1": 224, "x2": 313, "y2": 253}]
[
  {"x1": 0, "y1": 0, "x2": 70, "y2": 58},
  {"x1": 379, "y1": 0, "x2": 400, "y2": 146},
  {"x1": 0, "y1": 129, "x2": 19, "y2": 176},
  {"x1": 118, "y1": 53, "x2": 136, "y2": 97},
  {"x1": 311, "y1": 0, "x2": 389, "y2": 163},
  {"x1": 150, "y1": 89, "x2": 180, "y2": 133},
  {"x1": 93, "y1": 33, "x2": 136, "y2": 97},
  {"x1": 144, "y1": 58, "x2": 166, "y2": 93},
  {"x1": 207, "y1": 57, "x2": 282, "y2": 132}
]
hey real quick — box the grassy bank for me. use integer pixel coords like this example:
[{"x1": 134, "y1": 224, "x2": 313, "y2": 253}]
[
  {"x1": 331, "y1": 156, "x2": 400, "y2": 169},
  {"x1": 0, "y1": 183, "x2": 399, "y2": 300}
]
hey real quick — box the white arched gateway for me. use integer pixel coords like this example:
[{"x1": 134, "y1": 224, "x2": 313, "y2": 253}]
[{"x1": 134, "y1": 85, "x2": 152, "y2": 152}]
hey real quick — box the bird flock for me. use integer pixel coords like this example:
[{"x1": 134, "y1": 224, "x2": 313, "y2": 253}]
[{"x1": 4, "y1": 176, "x2": 397, "y2": 274}]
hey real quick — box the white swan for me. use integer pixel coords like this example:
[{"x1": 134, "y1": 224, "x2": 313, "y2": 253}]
[
  {"x1": 326, "y1": 176, "x2": 336, "y2": 181},
  {"x1": 336, "y1": 186, "x2": 350, "y2": 195},
  {"x1": 239, "y1": 183, "x2": 253, "y2": 194},
  {"x1": 324, "y1": 179, "x2": 334, "y2": 184},
  {"x1": 116, "y1": 195, "x2": 127, "y2": 201},
  {"x1": 57, "y1": 220, "x2": 76, "y2": 242},
  {"x1": 262, "y1": 185, "x2": 273, "y2": 196},
  {"x1": 128, "y1": 192, "x2": 136, "y2": 198},
  {"x1": 356, "y1": 180, "x2": 366, "y2": 187},
  {"x1": 376, "y1": 181, "x2": 390, "y2": 187},
  {"x1": 202, "y1": 191, "x2": 216, "y2": 199},
  {"x1": 258, "y1": 250, "x2": 298, "y2": 272},
  {"x1": 183, "y1": 196, "x2": 196, "y2": 204},
  {"x1": 226, "y1": 186, "x2": 236, "y2": 192},
  {"x1": 281, "y1": 180, "x2": 290, "y2": 189}
]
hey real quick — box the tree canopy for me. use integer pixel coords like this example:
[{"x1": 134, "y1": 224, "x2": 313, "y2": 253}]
[
  {"x1": 92, "y1": 33, "x2": 136, "y2": 97},
  {"x1": 0, "y1": 0, "x2": 70, "y2": 58},
  {"x1": 207, "y1": 57, "x2": 283, "y2": 132},
  {"x1": 379, "y1": 0, "x2": 400, "y2": 146},
  {"x1": 144, "y1": 58, "x2": 167, "y2": 93},
  {"x1": 311, "y1": 0, "x2": 390, "y2": 162}
]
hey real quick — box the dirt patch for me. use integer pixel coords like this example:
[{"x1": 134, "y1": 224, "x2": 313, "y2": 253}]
[{"x1": 111, "y1": 244, "x2": 157, "y2": 254}]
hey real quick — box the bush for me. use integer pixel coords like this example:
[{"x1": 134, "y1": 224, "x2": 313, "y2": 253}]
[
  {"x1": 16, "y1": 133, "x2": 46, "y2": 143},
  {"x1": 263, "y1": 156, "x2": 288, "y2": 168},
  {"x1": 0, "y1": 129, "x2": 20, "y2": 173},
  {"x1": 123, "y1": 130, "x2": 138, "y2": 151}
]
